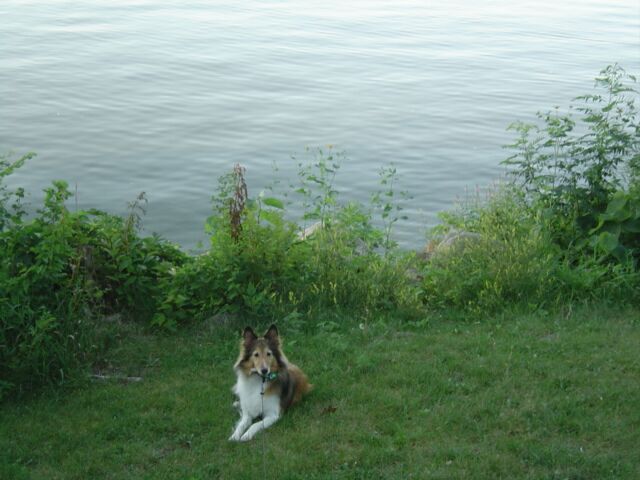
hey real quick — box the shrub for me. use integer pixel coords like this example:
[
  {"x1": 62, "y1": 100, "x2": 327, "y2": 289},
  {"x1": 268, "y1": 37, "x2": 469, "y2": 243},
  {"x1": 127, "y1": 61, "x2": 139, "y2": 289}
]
[
  {"x1": 0, "y1": 152, "x2": 33, "y2": 232},
  {"x1": 421, "y1": 186, "x2": 640, "y2": 314},
  {"x1": 589, "y1": 187, "x2": 640, "y2": 266},
  {"x1": 81, "y1": 194, "x2": 188, "y2": 320},
  {"x1": 155, "y1": 154, "x2": 421, "y2": 327},
  {"x1": 1, "y1": 163, "x2": 185, "y2": 398},
  {"x1": 417, "y1": 64, "x2": 640, "y2": 315},
  {"x1": 153, "y1": 164, "x2": 302, "y2": 328},
  {"x1": 421, "y1": 187, "x2": 563, "y2": 312},
  {"x1": 504, "y1": 64, "x2": 639, "y2": 252}
]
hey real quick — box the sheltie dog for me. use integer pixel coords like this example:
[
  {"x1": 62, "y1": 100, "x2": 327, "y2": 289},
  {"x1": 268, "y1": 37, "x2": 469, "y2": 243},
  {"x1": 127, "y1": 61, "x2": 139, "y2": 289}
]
[{"x1": 229, "y1": 324, "x2": 311, "y2": 442}]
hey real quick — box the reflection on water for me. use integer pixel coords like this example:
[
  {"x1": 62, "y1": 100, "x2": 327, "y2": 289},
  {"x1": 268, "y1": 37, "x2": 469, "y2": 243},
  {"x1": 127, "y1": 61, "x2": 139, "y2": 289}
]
[{"x1": 1, "y1": 0, "x2": 638, "y2": 249}]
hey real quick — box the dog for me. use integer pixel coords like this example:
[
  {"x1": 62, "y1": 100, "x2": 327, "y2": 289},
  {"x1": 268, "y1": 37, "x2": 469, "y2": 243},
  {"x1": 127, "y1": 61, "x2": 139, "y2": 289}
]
[{"x1": 229, "y1": 324, "x2": 311, "y2": 442}]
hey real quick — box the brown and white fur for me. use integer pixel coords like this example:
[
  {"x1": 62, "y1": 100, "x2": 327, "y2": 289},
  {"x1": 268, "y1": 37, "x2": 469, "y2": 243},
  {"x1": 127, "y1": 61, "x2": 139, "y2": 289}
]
[{"x1": 229, "y1": 324, "x2": 311, "y2": 442}]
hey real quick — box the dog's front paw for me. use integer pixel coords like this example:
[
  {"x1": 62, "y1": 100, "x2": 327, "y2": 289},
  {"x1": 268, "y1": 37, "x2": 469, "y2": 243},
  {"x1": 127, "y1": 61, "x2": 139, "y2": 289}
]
[
  {"x1": 239, "y1": 432, "x2": 254, "y2": 442},
  {"x1": 228, "y1": 432, "x2": 242, "y2": 442}
]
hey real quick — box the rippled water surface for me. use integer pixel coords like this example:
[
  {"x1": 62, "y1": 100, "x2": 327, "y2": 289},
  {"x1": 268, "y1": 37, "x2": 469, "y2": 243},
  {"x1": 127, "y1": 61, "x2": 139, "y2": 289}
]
[{"x1": 2, "y1": 0, "x2": 639, "y2": 248}]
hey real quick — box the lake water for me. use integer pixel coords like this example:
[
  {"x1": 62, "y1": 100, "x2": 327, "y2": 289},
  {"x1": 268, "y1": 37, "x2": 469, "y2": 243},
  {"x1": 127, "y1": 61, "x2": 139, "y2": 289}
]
[{"x1": 2, "y1": 0, "x2": 639, "y2": 250}]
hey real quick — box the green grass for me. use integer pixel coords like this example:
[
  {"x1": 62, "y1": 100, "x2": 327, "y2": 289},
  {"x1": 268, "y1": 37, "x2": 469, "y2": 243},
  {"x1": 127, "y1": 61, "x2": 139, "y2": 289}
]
[{"x1": 2, "y1": 306, "x2": 639, "y2": 479}]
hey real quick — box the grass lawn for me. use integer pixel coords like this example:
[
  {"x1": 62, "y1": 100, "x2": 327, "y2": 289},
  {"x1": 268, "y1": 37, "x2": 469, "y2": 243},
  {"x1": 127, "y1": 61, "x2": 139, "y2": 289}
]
[{"x1": 1, "y1": 306, "x2": 639, "y2": 479}]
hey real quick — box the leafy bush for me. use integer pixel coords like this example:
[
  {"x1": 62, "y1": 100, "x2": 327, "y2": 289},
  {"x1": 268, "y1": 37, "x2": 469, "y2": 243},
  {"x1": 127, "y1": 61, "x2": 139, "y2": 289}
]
[
  {"x1": 1, "y1": 160, "x2": 185, "y2": 398},
  {"x1": 421, "y1": 65, "x2": 640, "y2": 313},
  {"x1": 504, "y1": 64, "x2": 639, "y2": 252},
  {"x1": 589, "y1": 188, "x2": 640, "y2": 265},
  {"x1": 81, "y1": 194, "x2": 188, "y2": 320},
  {"x1": 421, "y1": 185, "x2": 639, "y2": 313},
  {"x1": 155, "y1": 153, "x2": 421, "y2": 327},
  {"x1": 421, "y1": 187, "x2": 562, "y2": 312},
  {"x1": 289, "y1": 151, "x2": 418, "y2": 315},
  {"x1": 0, "y1": 152, "x2": 32, "y2": 232}
]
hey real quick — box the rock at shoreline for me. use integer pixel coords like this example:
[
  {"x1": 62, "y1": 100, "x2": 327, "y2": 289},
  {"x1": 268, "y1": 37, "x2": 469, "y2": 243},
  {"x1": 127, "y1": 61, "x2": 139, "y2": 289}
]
[{"x1": 421, "y1": 230, "x2": 481, "y2": 260}]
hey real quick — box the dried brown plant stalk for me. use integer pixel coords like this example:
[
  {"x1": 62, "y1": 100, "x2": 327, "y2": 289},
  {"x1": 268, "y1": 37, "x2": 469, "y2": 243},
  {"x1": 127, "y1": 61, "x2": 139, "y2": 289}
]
[{"x1": 230, "y1": 164, "x2": 248, "y2": 241}]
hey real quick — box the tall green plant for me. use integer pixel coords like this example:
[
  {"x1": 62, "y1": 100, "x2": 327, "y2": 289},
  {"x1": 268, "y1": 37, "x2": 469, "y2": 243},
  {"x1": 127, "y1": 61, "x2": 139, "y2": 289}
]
[
  {"x1": 0, "y1": 152, "x2": 33, "y2": 231},
  {"x1": 371, "y1": 165, "x2": 410, "y2": 255},
  {"x1": 295, "y1": 147, "x2": 342, "y2": 230},
  {"x1": 504, "y1": 64, "x2": 639, "y2": 246}
]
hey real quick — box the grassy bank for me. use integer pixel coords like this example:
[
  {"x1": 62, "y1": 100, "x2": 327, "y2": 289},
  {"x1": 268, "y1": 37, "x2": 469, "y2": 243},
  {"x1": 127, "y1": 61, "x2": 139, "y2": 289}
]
[{"x1": 1, "y1": 306, "x2": 639, "y2": 479}]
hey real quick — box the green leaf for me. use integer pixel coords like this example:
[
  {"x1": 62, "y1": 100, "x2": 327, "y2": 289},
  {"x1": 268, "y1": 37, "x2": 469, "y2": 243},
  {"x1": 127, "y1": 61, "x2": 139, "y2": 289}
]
[
  {"x1": 260, "y1": 210, "x2": 282, "y2": 226},
  {"x1": 622, "y1": 218, "x2": 640, "y2": 233},
  {"x1": 600, "y1": 192, "x2": 630, "y2": 222},
  {"x1": 262, "y1": 197, "x2": 284, "y2": 209},
  {"x1": 610, "y1": 244, "x2": 630, "y2": 263},
  {"x1": 595, "y1": 231, "x2": 619, "y2": 253}
]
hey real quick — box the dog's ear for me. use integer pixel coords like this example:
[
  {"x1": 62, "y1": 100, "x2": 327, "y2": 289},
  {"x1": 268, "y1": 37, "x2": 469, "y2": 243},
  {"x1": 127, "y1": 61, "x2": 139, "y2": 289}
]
[
  {"x1": 264, "y1": 324, "x2": 279, "y2": 343},
  {"x1": 242, "y1": 326, "x2": 258, "y2": 349}
]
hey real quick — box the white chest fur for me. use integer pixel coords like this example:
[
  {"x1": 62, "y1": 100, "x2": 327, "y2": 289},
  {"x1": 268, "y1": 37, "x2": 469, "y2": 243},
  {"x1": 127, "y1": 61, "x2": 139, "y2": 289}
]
[
  {"x1": 235, "y1": 373, "x2": 280, "y2": 418},
  {"x1": 230, "y1": 372, "x2": 281, "y2": 441}
]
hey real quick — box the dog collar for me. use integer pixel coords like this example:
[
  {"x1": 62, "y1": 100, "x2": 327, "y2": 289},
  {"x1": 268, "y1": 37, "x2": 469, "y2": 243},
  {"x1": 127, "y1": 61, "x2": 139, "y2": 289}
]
[{"x1": 262, "y1": 372, "x2": 278, "y2": 381}]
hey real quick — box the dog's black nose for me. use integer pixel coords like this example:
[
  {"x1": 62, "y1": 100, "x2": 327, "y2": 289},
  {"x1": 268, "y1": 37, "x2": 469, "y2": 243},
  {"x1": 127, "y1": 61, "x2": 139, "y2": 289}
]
[{"x1": 261, "y1": 368, "x2": 268, "y2": 376}]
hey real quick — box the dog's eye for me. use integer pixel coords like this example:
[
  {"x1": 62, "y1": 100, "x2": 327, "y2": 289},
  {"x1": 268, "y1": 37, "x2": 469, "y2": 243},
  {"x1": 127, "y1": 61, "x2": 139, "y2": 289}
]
[
  {"x1": 267, "y1": 352, "x2": 272, "y2": 357},
  {"x1": 253, "y1": 352, "x2": 259, "y2": 357}
]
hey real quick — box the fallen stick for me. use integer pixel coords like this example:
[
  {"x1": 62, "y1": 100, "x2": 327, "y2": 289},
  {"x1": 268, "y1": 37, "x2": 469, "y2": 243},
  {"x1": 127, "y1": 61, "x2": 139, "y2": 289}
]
[{"x1": 90, "y1": 374, "x2": 143, "y2": 383}]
